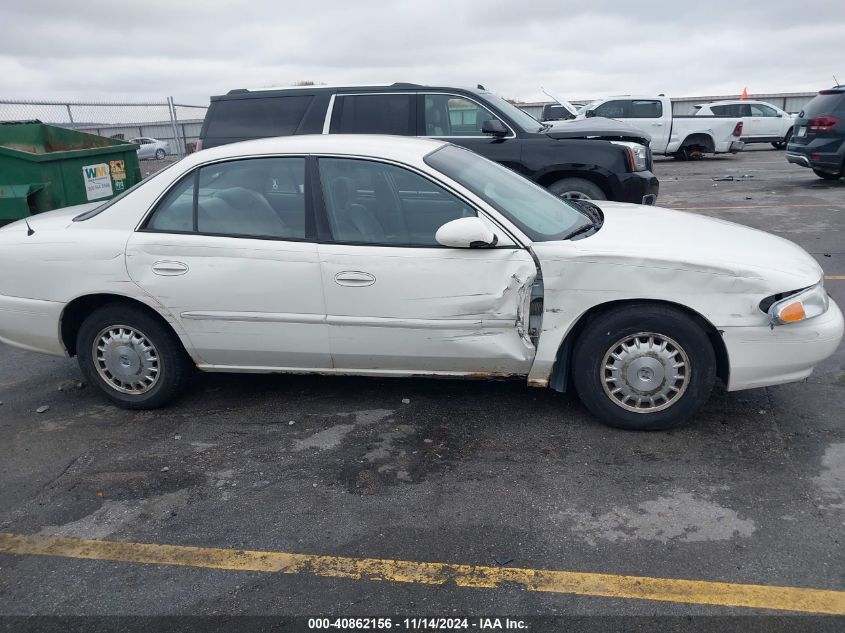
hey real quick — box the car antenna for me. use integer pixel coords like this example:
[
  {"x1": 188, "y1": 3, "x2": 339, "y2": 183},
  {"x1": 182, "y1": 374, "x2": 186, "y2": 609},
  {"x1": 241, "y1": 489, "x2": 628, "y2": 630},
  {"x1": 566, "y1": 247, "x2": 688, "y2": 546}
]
[
  {"x1": 24, "y1": 217, "x2": 35, "y2": 236},
  {"x1": 834, "y1": 74, "x2": 840, "y2": 86}
]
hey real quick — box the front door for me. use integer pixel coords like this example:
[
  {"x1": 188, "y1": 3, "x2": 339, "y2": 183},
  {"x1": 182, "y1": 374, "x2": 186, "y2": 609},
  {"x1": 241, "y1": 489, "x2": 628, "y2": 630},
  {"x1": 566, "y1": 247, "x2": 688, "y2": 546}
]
[
  {"x1": 314, "y1": 156, "x2": 537, "y2": 375},
  {"x1": 125, "y1": 156, "x2": 331, "y2": 370},
  {"x1": 420, "y1": 93, "x2": 523, "y2": 172}
]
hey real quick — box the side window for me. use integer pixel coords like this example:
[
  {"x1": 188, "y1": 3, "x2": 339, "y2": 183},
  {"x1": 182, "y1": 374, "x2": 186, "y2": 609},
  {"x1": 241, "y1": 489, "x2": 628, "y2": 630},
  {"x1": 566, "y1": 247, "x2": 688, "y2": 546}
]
[
  {"x1": 318, "y1": 158, "x2": 475, "y2": 246},
  {"x1": 750, "y1": 104, "x2": 777, "y2": 117},
  {"x1": 146, "y1": 172, "x2": 196, "y2": 232},
  {"x1": 424, "y1": 94, "x2": 501, "y2": 136},
  {"x1": 593, "y1": 100, "x2": 627, "y2": 118},
  {"x1": 205, "y1": 96, "x2": 313, "y2": 138},
  {"x1": 710, "y1": 105, "x2": 727, "y2": 115},
  {"x1": 629, "y1": 100, "x2": 662, "y2": 118},
  {"x1": 146, "y1": 157, "x2": 307, "y2": 239},
  {"x1": 330, "y1": 94, "x2": 414, "y2": 135}
]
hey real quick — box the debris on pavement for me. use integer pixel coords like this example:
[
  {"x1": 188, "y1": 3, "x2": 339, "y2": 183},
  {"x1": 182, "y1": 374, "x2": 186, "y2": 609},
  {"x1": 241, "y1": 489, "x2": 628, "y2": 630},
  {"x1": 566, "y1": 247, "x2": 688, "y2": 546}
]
[
  {"x1": 401, "y1": 398, "x2": 411, "y2": 404},
  {"x1": 161, "y1": 466, "x2": 170, "y2": 472},
  {"x1": 495, "y1": 556, "x2": 514, "y2": 566},
  {"x1": 35, "y1": 405, "x2": 49, "y2": 413}
]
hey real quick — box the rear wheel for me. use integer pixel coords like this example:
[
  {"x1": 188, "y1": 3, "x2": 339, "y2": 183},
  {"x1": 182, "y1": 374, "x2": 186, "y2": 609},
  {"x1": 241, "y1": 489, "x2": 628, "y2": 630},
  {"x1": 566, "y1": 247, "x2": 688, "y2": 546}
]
[
  {"x1": 548, "y1": 177, "x2": 607, "y2": 201},
  {"x1": 76, "y1": 304, "x2": 193, "y2": 409},
  {"x1": 813, "y1": 168, "x2": 842, "y2": 180},
  {"x1": 571, "y1": 304, "x2": 716, "y2": 430},
  {"x1": 155, "y1": 148, "x2": 166, "y2": 160}
]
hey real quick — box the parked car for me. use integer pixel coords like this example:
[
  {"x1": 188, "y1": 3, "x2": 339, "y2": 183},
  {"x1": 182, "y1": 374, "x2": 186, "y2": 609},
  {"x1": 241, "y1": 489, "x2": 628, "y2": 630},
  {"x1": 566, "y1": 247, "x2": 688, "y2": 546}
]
[
  {"x1": 0, "y1": 135, "x2": 841, "y2": 430},
  {"x1": 786, "y1": 86, "x2": 845, "y2": 180},
  {"x1": 198, "y1": 83, "x2": 659, "y2": 204},
  {"x1": 573, "y1": 96, "x2": 744, "y2": 160},
  {"x1": 695, "y1": 100, "x2": 796, "y2": 149},
  {"x1": 130, "y1": 136, "x2": 169, "y2": 160}
]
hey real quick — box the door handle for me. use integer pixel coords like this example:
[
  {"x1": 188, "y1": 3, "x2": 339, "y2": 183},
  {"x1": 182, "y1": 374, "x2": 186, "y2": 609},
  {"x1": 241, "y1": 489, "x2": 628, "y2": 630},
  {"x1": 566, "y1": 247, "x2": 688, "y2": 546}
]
[
  {"x1": 334, "y1": 271, "x2": 375, "y2": 287},
  {"x1": 152, "y1": 260, "x2": 189, "y2": 276}
]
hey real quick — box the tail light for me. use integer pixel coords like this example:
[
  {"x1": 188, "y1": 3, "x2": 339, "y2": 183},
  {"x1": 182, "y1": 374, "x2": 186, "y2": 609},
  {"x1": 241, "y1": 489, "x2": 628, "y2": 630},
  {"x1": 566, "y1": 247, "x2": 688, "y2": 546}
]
[
  {"x1": 732, "y1": 121, "x2": 743, "y2": 137},
  {"x1": 809, "y1": 116, "x2": 840, "y2": 132}
]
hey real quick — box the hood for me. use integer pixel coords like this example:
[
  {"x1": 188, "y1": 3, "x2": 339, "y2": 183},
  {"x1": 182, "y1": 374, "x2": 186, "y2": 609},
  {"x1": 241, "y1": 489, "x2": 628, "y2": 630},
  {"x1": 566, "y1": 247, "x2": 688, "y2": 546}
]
[
  {"x1": 0, "y1": 201, "x2": 101, "y2": 234},
  {"x1": 559, "y1": 202, "x2": 822, "y2": 287},
  {"x1": 544, "y1": 117, "x2": 651, "y2": 145}
]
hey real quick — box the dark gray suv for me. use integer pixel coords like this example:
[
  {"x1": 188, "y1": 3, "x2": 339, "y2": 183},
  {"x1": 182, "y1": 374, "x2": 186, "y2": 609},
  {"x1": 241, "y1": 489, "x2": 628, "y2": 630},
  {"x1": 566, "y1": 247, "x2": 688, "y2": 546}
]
[{"x1": 786, "y1": 86, "x2": 845, "y2": 180}]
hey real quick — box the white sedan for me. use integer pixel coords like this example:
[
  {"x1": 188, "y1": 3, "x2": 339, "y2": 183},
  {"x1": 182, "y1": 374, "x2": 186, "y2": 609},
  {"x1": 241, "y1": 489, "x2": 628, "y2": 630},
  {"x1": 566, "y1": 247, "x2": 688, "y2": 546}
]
[{"x1": 0, "y1": 135, "x2": 841, "y2": 430}]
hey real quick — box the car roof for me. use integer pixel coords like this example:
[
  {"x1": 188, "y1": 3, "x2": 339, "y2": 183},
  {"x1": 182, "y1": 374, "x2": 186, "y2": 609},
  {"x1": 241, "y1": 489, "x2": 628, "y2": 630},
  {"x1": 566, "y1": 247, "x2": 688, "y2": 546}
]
[
  {"x1": 185, "y1": 134, "x2": 448, "y2": 166},
  {"x1": 214, "y1": 83, "x2": 490, "y2": 100},
  {"x1": 704, "y1": 100, "x2": 776, "y2": 106}
]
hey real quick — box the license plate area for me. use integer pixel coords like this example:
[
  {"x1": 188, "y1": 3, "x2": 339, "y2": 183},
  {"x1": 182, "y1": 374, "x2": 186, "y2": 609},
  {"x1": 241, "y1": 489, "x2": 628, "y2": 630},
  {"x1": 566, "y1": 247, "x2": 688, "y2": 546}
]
[{"x1": 796, "y1": 126, "x2": 807, "y2": 137}]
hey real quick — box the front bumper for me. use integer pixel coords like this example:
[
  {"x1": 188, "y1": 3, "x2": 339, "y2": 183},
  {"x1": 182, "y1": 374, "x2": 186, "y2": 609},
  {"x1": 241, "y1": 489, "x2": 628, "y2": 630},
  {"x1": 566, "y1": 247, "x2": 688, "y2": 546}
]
[
  {"x1": 722, "y1": 299, "x2": 844, "y2": 391},
  {"x1": 0, "y1": 294, "x2": 66, "y2": 357},
  {"x1": 617, "y1": 171, "x2": 659, "y2": 205}
]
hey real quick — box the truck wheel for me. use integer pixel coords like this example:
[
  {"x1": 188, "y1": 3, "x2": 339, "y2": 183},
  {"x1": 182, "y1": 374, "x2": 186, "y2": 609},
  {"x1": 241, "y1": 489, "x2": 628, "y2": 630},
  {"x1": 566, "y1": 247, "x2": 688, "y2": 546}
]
[
  {"x1": 76, "y1": 304, "x2": 194, "y2": 409},
  {"x1": 674, "y1": 146, "x2": 704, "y2": 161},
  {"x1": 571, "y1": 304, "x2": 716, "y2": 430},
  {"x1": 772, "y1": 130, "x2": 792, "y2": 149},
  {"x1": 812, "y1": 169, "x2": 842, "y2": 180},
  {"x1": 548, "y1": 178, "x2": 607, "y2": 200}
]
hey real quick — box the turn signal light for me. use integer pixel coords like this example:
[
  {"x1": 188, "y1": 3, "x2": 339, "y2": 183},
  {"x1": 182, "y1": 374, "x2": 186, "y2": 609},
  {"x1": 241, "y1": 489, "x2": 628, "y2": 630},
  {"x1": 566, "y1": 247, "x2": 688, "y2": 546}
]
[{"x1": 779, "y1": 302, "x2": 806, "y2": 323}]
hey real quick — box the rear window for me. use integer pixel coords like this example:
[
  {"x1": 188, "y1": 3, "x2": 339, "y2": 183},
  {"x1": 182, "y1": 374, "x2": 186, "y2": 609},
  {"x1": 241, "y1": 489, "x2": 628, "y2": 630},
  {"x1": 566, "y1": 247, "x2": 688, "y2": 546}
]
[
  {"x1": 330, "y1": 94, "x2": 414, "y2": 135},
  {"x1": 801, "y1": 93, "x2": 845, "y2": 117},
  {"x1": 205, "y1": 96, "x2": 313, "y2": 138}
]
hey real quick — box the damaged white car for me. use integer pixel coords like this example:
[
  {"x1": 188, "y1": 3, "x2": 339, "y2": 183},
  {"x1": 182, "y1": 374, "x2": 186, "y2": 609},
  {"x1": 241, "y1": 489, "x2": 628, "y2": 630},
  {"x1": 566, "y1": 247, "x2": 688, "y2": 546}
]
[{"x1": 0, "y1": 135, "x2": 841, "y2": 430}]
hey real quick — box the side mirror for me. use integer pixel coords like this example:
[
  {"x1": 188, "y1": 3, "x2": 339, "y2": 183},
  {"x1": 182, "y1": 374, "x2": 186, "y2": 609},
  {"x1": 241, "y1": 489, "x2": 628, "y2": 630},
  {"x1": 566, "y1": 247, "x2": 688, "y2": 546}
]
[
  {"x1": 481, "y1": 119, "x2": 508, "y2": 137},
  {"x1": 435, "y1": 217, "x2": 498, "y2": 249}
]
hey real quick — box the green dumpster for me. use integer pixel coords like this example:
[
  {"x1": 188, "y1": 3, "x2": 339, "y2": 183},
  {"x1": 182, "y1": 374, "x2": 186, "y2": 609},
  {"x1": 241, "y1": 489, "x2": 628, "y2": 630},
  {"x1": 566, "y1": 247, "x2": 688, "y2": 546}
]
[{"x1": 0, "y1": 120, "x2": 142, "y2": 224}]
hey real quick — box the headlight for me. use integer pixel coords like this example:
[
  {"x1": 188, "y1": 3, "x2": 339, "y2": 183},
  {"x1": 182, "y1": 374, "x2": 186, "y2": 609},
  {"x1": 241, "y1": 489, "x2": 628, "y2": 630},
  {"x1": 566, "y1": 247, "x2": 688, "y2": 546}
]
[
  {"x1": 611, "y1": 141, "x2": 649, "y2": 172},
  {"x1": 764, "y1": 280, "x2": 830, "y2": 325}
]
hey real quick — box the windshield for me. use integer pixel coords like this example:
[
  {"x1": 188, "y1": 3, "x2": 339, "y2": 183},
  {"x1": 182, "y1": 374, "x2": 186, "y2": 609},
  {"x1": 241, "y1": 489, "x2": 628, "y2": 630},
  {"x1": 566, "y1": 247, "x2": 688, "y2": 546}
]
[
  {"x1": 425, "y1": 145, "x2": 592, "y2": 242},
  {"x1": 481, "y1": 92, "x2": 545, "y2": 133}
]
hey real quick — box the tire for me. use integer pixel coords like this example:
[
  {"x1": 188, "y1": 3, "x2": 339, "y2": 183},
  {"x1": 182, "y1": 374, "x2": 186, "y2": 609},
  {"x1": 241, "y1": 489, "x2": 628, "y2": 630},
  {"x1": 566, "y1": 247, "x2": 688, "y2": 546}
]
[
  {"x1": 76, "y1": 304, "x2": 193, "y2": 409},
  {"x1": 813, "y1": 168, "x2": 842, "y2": 180},
  {"x1": 772, "y1": 130, "x2": 792, "y2": 150},
  {"x1": 548, "y1": 178, "x2": 607, "y2": 201},
  {"x1": 155, "y1": 148, "x2": 166, "y2": 160},
  {"x1": 571, "y1": 304, "x2": 716, "y2": 431}
]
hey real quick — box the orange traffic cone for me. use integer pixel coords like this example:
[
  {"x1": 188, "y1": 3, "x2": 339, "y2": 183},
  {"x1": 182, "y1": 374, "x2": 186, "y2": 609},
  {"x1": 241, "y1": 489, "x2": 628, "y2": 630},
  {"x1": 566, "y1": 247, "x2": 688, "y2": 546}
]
[{"x1": 740, "y1": 87, "x2": 748, "y2": 100}]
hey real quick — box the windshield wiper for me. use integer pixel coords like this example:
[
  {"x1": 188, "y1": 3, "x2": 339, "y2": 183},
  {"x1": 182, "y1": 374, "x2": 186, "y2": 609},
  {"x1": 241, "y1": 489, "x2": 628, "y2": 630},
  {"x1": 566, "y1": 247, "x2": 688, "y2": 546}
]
[{"x1": 561, "y1": 222, "x2": 598, "y2": 241}]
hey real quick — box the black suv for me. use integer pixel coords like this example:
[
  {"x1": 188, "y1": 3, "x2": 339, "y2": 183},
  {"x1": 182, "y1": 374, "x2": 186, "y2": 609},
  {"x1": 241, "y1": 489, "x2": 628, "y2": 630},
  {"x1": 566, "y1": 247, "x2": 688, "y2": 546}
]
[
  {"x1": 199, "y1": 84, "x2": 659, "y2": 204},
  {"x1": 786, "y1": 86, "x2": 845, "y2": 180}
]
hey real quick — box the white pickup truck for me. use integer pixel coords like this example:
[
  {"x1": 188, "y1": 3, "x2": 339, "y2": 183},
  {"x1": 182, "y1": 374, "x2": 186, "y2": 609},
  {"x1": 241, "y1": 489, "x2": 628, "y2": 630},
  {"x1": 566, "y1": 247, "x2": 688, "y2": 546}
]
[{"x1": 558, "y1": 95, "x2": 745, "y2": 159}]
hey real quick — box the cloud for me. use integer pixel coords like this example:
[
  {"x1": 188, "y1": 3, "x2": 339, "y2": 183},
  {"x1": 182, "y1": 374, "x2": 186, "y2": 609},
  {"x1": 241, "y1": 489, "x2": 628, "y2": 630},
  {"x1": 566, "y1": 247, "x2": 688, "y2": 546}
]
[{"x1": 1, "y1": 0, "x2": 843, "y2": 104}]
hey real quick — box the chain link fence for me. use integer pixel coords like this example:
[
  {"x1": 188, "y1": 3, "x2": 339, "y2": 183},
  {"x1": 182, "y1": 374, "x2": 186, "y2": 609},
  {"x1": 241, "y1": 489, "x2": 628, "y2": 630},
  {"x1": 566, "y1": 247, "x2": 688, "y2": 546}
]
[{"x1": 0, "y1": 98, "x2": 207, "y2": 160}]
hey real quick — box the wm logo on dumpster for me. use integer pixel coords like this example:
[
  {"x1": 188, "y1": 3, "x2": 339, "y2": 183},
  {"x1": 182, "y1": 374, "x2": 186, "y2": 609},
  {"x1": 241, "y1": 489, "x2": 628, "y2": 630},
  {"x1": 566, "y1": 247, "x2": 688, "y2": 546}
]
[{"x1": 83, "y1": 165, "x2": 109, "y2": 179}]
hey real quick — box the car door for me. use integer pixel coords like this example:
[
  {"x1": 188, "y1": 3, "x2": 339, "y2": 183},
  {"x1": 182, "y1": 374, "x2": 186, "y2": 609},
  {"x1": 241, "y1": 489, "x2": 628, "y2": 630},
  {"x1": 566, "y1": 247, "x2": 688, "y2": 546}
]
[
  {"x1": 749, "y1": 103, "x2": 781, "y2": 138},
  {"x1": 623, "y1": 99, "x2": 669, "y2": 152},
  {"x1": 419, "y1": 93, "x2": 523, "y2": 171},
  {"x1": 314, "y1": 155, "x2": 537, "y2": 375},
  {"x1": 125, "y1": 155, "x2": 331, "y2": 370}
]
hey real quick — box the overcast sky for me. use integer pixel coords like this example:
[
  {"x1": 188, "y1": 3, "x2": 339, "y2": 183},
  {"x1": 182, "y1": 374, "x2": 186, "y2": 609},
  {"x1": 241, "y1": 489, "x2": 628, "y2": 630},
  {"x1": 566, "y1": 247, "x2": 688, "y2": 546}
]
[{"x1": 2, "y1": 1, "x2": 844, "y2": 105}]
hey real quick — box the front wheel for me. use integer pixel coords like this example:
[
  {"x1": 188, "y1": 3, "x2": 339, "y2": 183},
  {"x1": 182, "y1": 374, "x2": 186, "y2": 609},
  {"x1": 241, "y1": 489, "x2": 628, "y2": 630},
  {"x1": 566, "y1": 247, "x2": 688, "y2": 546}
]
[
  {"x1": 571, "y1": 304, "x2": 716, "y2": 430},
  {"x1": 155, "y1": 148, "x2": 166, "y2": 160},
  {"x1": 76, "y1": 304, "x2": 193, "y2": 409},
  {"x1": 548, "y1": 177, "x2": 607, "y2": 201},
  {"x1": 772, "y1": 130, "x2": 792, "y2": 150}
]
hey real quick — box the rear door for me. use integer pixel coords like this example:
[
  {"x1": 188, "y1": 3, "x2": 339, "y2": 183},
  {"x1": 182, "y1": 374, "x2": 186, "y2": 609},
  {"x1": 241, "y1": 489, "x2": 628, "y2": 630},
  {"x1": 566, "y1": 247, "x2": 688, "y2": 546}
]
[
  {"x1": 749, "y1": 103, "x2": 781, "y2": 139},
  {"x1": 313, "y1": 155, "x2": 536, "y2": 374},
  {"x1": 329, "y1": 93, "x2": 416, "y2": 136},
  {"x1": 125, "y1": 156, "x2": 330, "y2": 370}
]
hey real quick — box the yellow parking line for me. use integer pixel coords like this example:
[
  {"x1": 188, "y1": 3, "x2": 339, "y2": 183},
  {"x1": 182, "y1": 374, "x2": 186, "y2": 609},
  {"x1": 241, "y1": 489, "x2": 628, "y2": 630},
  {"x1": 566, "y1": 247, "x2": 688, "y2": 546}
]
[
  {"x1": 674, "y1": 204, "x2": 839, "y2": 211},
  {"x1": 825, "y1": 275, "x2": 845, "y2": 280},
  {"x1": 1, "y1": 532, "x2": 844, "y2": 614}
]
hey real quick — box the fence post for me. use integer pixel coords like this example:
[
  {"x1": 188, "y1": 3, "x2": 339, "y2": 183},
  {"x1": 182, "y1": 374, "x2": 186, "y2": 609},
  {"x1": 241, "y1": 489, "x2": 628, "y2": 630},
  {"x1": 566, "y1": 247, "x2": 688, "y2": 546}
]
[
  {"x1": 66, "y1": 104, "x2": 75, "y2": 127},
  {"x1": 167, "y1": 96, "x2": 183, "y2": 158}
]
